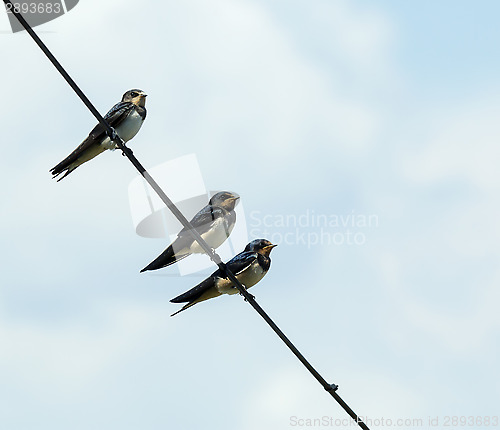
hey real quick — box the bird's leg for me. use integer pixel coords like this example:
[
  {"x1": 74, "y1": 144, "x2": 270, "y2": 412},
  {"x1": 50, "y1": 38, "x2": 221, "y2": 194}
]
[
  {"x1": 239, "y1": 285, "x2": 255, "y2": 301},
  {"x1": 106, "y1": 128, "x2": 133, "y2": 156}
]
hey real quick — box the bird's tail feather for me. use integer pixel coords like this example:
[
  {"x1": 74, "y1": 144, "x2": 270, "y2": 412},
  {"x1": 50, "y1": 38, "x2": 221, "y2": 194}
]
[
  {"x1": 170, "y1": 301, "x2": 198, "y2": 317},
  {"x1": 169, "y1": 278, "x2": 222, "y2": 316},
  {"x1": 140, "y1": 246, "x2": 190, "y2": 272},
  {"x1": 50, "y1": 137, "x2": 90, "y2": 178},
  {"x1": 53, "y1": 166, "x2": 76, "y2": 181}
]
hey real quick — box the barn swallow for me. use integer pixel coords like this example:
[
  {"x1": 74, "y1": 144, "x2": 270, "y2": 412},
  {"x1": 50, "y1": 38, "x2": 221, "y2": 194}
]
[
  {"x1": 170, "y1": 239, "x2": 277, "y2": 316},
  {"x1": 140, "y1": 191, "x2": 240, "y2": 272},
  {"x1": 50, "y1": 89, "x2": 147, "y2": 181}
]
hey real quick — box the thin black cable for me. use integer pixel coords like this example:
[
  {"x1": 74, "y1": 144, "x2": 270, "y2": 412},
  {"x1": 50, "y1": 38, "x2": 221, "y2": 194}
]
[{"x1": 4, "y1": 3, "x2": 370, "y2": 429}]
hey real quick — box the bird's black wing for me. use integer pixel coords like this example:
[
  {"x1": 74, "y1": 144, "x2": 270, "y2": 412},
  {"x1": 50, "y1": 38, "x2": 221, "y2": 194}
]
[
  {"x1": 87, "y1": 102, "x2": 134, "y2": 140},
  {"x1": 170, "y1": 276, "x2": 216, "y2": 303},
  {"x1": 224, "y1": 251, "x2": 258, "y2": 276},
  {"x1": 50, "y1": 102, "x2": 133, "y2": 176},
  {"x1": 178, "y1": 206, "x2": 229, "y2": 237},
  {"x1": 170, "y1": 252, "x2": 257, "y2": 304}
]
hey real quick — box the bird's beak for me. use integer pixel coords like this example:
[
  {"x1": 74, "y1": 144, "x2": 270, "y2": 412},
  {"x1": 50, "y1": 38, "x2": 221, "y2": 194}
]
[
  {"x1": 141, "y1": 93, "x2": 148, "y2": 98},
  {"x1": 231, "y1": 196, "x2": 240, "y2": 202},
  {"x1": 264, "y1": 244, "x2": 277, "y2": 250}
]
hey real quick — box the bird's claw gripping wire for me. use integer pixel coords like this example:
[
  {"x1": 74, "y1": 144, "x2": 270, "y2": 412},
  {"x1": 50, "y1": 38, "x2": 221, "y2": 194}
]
[
  {"x1": 120, "y1": 145, "x2": 134, "y2": 157},
  {"x1": 106, "y1": 128, "x2": 133, "y2": 156},
  {"x1": 107, "y1": 127, "x2": 119, "y2": 142},
  {"x1": 240, "y1": 288, "x2": 255, "y2": 301}
]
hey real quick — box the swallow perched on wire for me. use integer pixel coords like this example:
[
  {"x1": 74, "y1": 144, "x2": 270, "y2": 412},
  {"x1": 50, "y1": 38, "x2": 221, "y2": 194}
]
[
  {"x1": 170, "y1": 239, "x2": 277, "y2": 316},
  {"x1": 140, "y1": 191, "x2": 240, "y2": 272},
  {"x1": 50, "y1": 89, "x2": 147, "y2": 181}
]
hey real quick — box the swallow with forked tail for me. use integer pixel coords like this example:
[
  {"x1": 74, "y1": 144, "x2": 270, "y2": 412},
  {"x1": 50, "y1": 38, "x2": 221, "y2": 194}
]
[
  {"x1": 170, "y1": 239, "x2": 277, "y2": 316},
  {"x1": 140, "y1": 191, "x2": 240, "y2": 272},
  {"x1": 50, "y1": 89, "x2": 147, "y2": 181}
]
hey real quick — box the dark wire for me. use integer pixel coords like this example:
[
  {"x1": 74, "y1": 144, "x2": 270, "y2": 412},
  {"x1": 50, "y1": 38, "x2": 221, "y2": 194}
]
[{"x1": 3, "y1": 3, "x2": 370, "y2": 429}]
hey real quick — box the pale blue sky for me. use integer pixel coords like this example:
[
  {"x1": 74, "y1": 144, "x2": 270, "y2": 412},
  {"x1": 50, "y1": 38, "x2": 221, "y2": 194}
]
[{"x1": 1, "y1": 1, "x2": 499, "y2": 429}]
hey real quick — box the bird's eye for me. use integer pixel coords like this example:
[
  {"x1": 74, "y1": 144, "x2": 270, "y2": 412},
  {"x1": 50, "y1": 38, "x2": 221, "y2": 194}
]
[{"x1": 130, "y1": 92, "x2": 138, "y2": 97}]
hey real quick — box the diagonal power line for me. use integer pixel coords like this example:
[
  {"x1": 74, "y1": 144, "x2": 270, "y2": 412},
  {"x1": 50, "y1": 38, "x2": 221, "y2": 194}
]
[{"x1": 4, "y1": 2, "x2": 370, "y2": 429}]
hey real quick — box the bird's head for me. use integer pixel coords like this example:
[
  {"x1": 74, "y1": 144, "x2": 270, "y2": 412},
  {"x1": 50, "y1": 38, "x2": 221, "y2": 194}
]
[
  {"x1": 209, "y1": 191, "x2": 240, "y2": 211},
  {"x1": 123, "y1": 89, "x2": 147, "y2": 107},
  {"x1": 244, "y1": 239, "x2": 277, "y2": 256}
]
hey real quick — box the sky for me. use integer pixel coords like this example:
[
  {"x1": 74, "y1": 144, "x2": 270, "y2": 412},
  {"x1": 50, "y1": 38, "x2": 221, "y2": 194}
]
[{"x1": 1, "y1": 1, "x2": 499, "y2": 429}]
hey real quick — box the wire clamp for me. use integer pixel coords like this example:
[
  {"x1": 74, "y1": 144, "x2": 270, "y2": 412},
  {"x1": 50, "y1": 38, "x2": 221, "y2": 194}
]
[
  {"x1": 243, "y1": 291, "x2": 255, "y2": 301},
  {"x1": 325, "y1": 383, "x2": 339, "y2": 392}
]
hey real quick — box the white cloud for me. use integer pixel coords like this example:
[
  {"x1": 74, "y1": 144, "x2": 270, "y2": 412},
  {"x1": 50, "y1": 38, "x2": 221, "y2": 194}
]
[
  {"x1": 402, "y1": 101, "x2": 500, "y2": 190},
  {"x1": 0, "y1": 301, "x2": 169, "y2": 400}
]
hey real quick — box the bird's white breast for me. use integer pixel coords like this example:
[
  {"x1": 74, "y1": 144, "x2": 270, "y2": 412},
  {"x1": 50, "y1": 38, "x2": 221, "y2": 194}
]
[
  {"x1": 189, "y1": 217, "x2": 235, "y2": 254},
  {"x1": 101, "y1": 110, "x2": 144, "y2": 150},
  {"x1": 216, "y1": 260, "x2": 266, "y2": 295}
]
